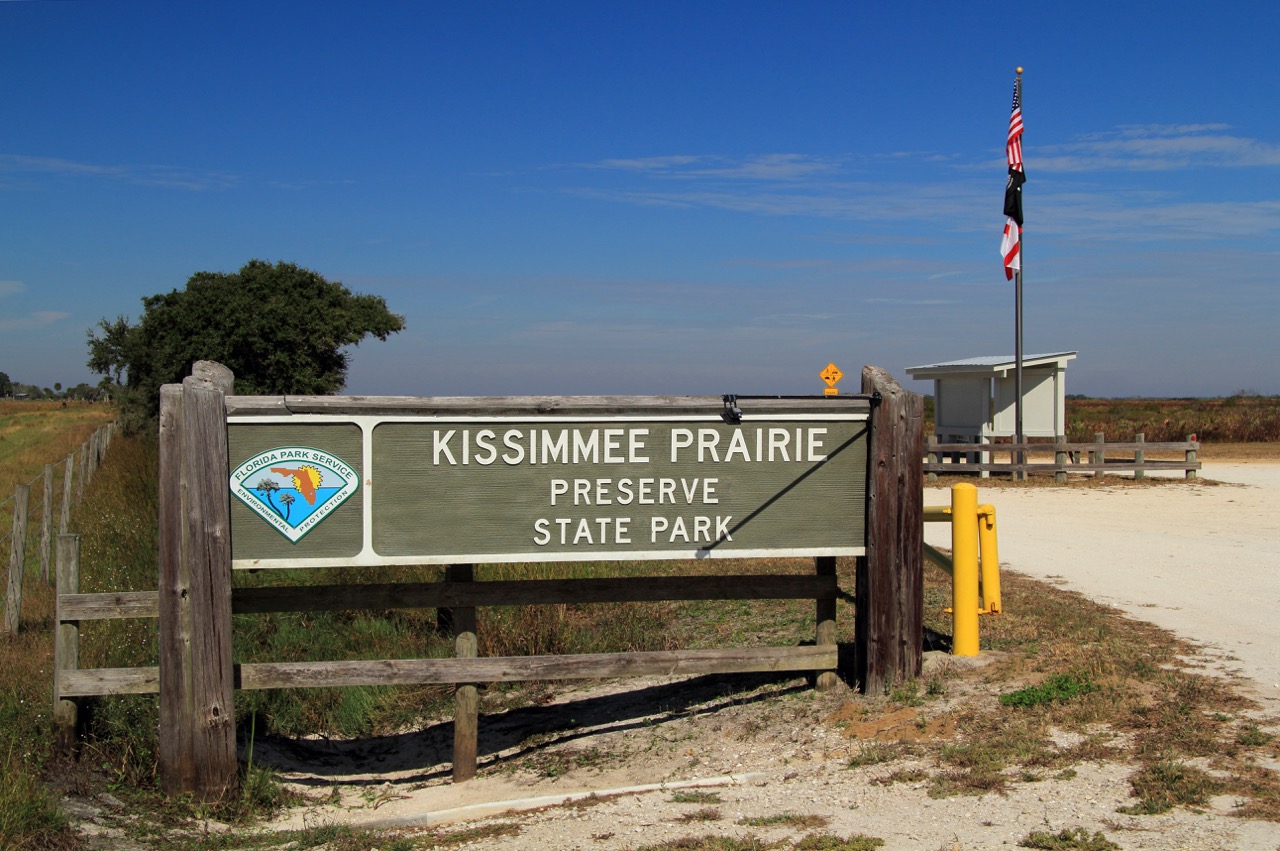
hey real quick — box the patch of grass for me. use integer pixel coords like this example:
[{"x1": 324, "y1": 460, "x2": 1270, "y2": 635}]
[
  {"x1": 429, "y1": 821, "x2": 523, "y2": 846},
  {"x1": 793, "y1": 834, "x2": 885, "y2": 850},
  {"x1": 869, "y1": 767, "x2": 928, "y2": 786},
  {"x1": 1225, "y1": 764, "x2": 1280, "y2": 821},
  {"x1": 677, "y1": 807, "x2": 723, "y2": 822},
  {"x1": 887, "y1": 679, "x2": 925, "y2": 707},
  {"x1": 1000, "y1": 674, "x2": 1097, "y2": 708},
  {"x1": 519, "y1": 745, "x2": 619, "y2": 779},
  {"x1": 633, "y1": 836, "x2": 774, "y2": 851},
  {"x1": 671, "y1": 790, "x2": 724, "y2": 804},
  {"x1": 927, "y1": 766, "x2": 1009, "y2": 799},
  {"x1": 634, "y1": 837, "x2": 883, "y2": 851},
  {"x1": 737, "y1": 812, "x2": 829, "y2": 829},
  {"x1": 1018, "y1": 826, "x2": 1121, "y2": 850},
  {"x1": 1237, "y1": 722, "x2": 1274, "y2": 747},
  {"x1": 1118, "y1": 760, "x2": 1222, "y2": 814},
  {"x1": 845, "y1": 741, "x2": 913, "y2": 768},
  {"x1": 0, "y1": 743, "x2": 73, "y2": 851}
]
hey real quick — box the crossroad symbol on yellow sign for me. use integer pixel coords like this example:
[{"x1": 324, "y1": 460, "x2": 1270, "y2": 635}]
[{"x1": 820, "y1": 362, "x2": 843, "y2": 396}]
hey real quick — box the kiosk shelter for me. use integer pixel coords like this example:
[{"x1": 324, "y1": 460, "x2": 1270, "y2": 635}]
[{"x1": 905, "y1": 352, "x2": 1076, "y2": 445}]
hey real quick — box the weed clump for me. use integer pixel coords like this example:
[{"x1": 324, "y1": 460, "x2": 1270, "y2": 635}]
[
  {"x1": 1119, "y1": 759, "x2": 1222, "y2": 814},
  {"x1": 1000, "y1": 674, "x2": 1096, "y2": 708},
  {"x1": 1018, "y1": 826, "x2": 1120, "y2": 849}
]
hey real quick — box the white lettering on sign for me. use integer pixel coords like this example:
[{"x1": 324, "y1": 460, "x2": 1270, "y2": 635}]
[
  {"x1": 417, "y1": 423, "x2": 838, "y2": 551},
  {"x1": 427, "y1": 426, "x2": 830, "y2": 467},
  {"x1": 669, "y1": 427, "x2": 827, "y2": 463},
  {"x1": 649, "y1": 515, "x2": 733, "y2": 543},
  {"x1": 549, "y1": 477, "x2": 719, "y2": 506},
  {"x1": 433, "y1": 427, "x2": 652, "y2": 466},
  {"x1": 532, "y1": 516, "x2": 634, "y2": 546}
]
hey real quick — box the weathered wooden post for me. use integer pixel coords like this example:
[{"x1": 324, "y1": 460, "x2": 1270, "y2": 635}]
[
  {"x1": 75, "y1": 444, "x2": 88, "y2": 505},
  {"x1": 158, "y1": 361, "x2": 238, "y2": 800},
  {"x1": 815, "y1": 555, "x2": 838, "y2": 691},
  {"x1": 1091, "y1": 431, "x2": 1106, "y2": 477},
  {"x1": 1185, "y1": 434, "x2": 1198, "y2": 480},
  {"x1": 855, "y1": 366, "x2": 923, "y2": 695},
  {"x1": 41, "y1": 464, "x2": 54, "y2": 584},
  {"x1": 925, "y1": 435, "x2": 938, "y2": 483},
  {"x1": 5, "y1": 484, "x2": 31, "y2": 634},
  {"x1": 1054, "y1": 434, "x2": 1068, "y2": 484},
  {"x1": 54, "y1": 534, "x2": 81, "y2": 752},
  {"x1": 59, "y1": 453, "x2": 74, "y2": 535},
  {"x1": 449, "y1": 564, "x2": 479, "y2": 781},
  {"x1": 87, "y1": 429, "x2": 101, "y2": 482},
  {"x1": 1134, "y1": 433, "x2": 1146, "y2": 480}
]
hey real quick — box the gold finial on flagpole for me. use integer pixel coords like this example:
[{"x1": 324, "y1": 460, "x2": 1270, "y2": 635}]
[{"x1": 1016, "y1": 66, "x2": 1023, "y2": 75}]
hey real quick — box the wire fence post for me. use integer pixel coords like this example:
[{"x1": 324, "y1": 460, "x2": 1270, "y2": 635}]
[
  {"x1": 75, "y1": 444, "x2": 88, "y2": 505},
  {"x1": 40, "y1": 464, "x2": 54, "y2": 584},
  {"x1": 60, "y1": 452, "x2": 75, "y2": 535},
  {"x1": 5, "y1": 484, "x2": 31, "y2": 634}
]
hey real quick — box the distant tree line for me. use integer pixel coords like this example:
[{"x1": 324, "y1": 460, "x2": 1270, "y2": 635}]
[{"x1": 0, "y1": 371, "x2": 108, "y2": 401}]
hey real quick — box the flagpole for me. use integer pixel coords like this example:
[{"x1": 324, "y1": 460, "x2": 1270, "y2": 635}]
[{"x1": 1013, "y1": 68, "x2": 1025, "y2": 480}]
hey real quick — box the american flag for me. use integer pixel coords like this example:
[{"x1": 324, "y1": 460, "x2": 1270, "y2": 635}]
[
  {"x1": 1006, "y1": 83, "x2": 1023, "y2": 170},
  {"x1": 1002, "y1": 78, "x2": 1024, "y2": 280}
]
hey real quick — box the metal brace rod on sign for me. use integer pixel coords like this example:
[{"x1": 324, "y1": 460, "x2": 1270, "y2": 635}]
[{"x1": 720, "y1": 392, "x2": 881, "y2": 425}]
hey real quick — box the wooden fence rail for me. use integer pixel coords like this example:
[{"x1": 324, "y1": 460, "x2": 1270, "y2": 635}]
[
  {"x1": 53, "y1": 549, "x2": 841, "y2": 731},
  {"x1": 925, "y1": 432, "x2": 1200, "y2": 482}
]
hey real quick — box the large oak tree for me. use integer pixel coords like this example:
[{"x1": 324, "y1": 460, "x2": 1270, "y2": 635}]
[{"x1": 88, "y1": 260, "x2": 404, "y2": 430}]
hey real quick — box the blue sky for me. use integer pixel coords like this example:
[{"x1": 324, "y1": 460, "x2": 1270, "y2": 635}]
[{"x1": 3, "y1": 1, "x2": 1278, "y2": 398}]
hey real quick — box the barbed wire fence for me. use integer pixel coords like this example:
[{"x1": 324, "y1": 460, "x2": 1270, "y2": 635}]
[{"x1": 4, "y1": 423, "x2": 116, "y2": 634}]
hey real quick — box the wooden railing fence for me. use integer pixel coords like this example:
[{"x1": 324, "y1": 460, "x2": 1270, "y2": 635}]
[
  {"x1": 50, "y1": 364, "x2": 925, "y2": 801},
  {"x1": 4, "y1": 423, "x2": 114, "y2": 634},
  {"x1": 925, "y1": 432, "x2": 1200, "y2": 482}
]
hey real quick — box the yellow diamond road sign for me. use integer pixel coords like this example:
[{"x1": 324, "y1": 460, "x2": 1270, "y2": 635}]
[{"x1": 820, "y1": 362, "x2": 843, "y2": 388}]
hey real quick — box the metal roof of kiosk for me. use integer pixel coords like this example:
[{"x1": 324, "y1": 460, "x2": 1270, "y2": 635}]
[{"x1": 904, "y1": 352, "x2": 1077, "y2": 443}]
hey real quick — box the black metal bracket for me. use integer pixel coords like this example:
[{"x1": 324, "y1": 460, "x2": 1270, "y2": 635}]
[
  {"x1": 720, "y1": 392, "x2": 880, "y2": 424},
  {"x1": 721, "y1": 394, "x2": 743, "y2": 425}
]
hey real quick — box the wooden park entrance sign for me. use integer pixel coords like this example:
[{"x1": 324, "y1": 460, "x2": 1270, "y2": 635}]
[{"x1": 157, "y1": 362, "x2": 922, "y2": 799}]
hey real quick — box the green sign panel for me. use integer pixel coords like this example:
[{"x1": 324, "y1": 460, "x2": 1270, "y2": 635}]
[{"x1": 228, "y1": 403, "x2": 868, "y2": 568}]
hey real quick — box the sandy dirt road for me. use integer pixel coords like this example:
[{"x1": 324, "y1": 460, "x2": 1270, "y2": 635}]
[{"x1": 924, "y1": 461, "x2": 1280, "y2": 713}]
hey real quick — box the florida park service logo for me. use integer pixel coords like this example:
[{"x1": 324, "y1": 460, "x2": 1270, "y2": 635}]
[{"x1": 230, "y1": 447, "x2": 359, "y2": 543}]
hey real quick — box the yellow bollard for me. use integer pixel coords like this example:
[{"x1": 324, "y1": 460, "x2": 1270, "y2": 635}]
[
  {"x1": 977, "y1": 505, "x2": 1001, "y2": 614},
  {"x1": 950, "y1": 483, "x2": 980, "y2": 656}
]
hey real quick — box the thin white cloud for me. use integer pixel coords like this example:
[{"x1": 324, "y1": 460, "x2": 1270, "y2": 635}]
[
  {"x1": 585, "y1": 153, "x2": 841, "y2": 181},
  {"x1": 267, "y1": 178, "x2": 358, "y2": 191},
  {"x1": 1034, "y1": 124, "x2": 1280, "y2": 172},
  {"x1": 866, "y1": 297, "x2": 960, "y2": 306},
  {"x1": 0, "y1": 310, "x2": 69, "y2": 332},
  {"x1": 0, "y1": 280, "x2": 24, "y2": 297},
  {"x1": 565, "y1": 181, "x2": 988, "y2": 223},
  {"x1": 0, "y1": 153, "x2": 237, "y2": 191},
  {"x1": 1036, "y1": 194, "x2": 1280, "y2": 241}
]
